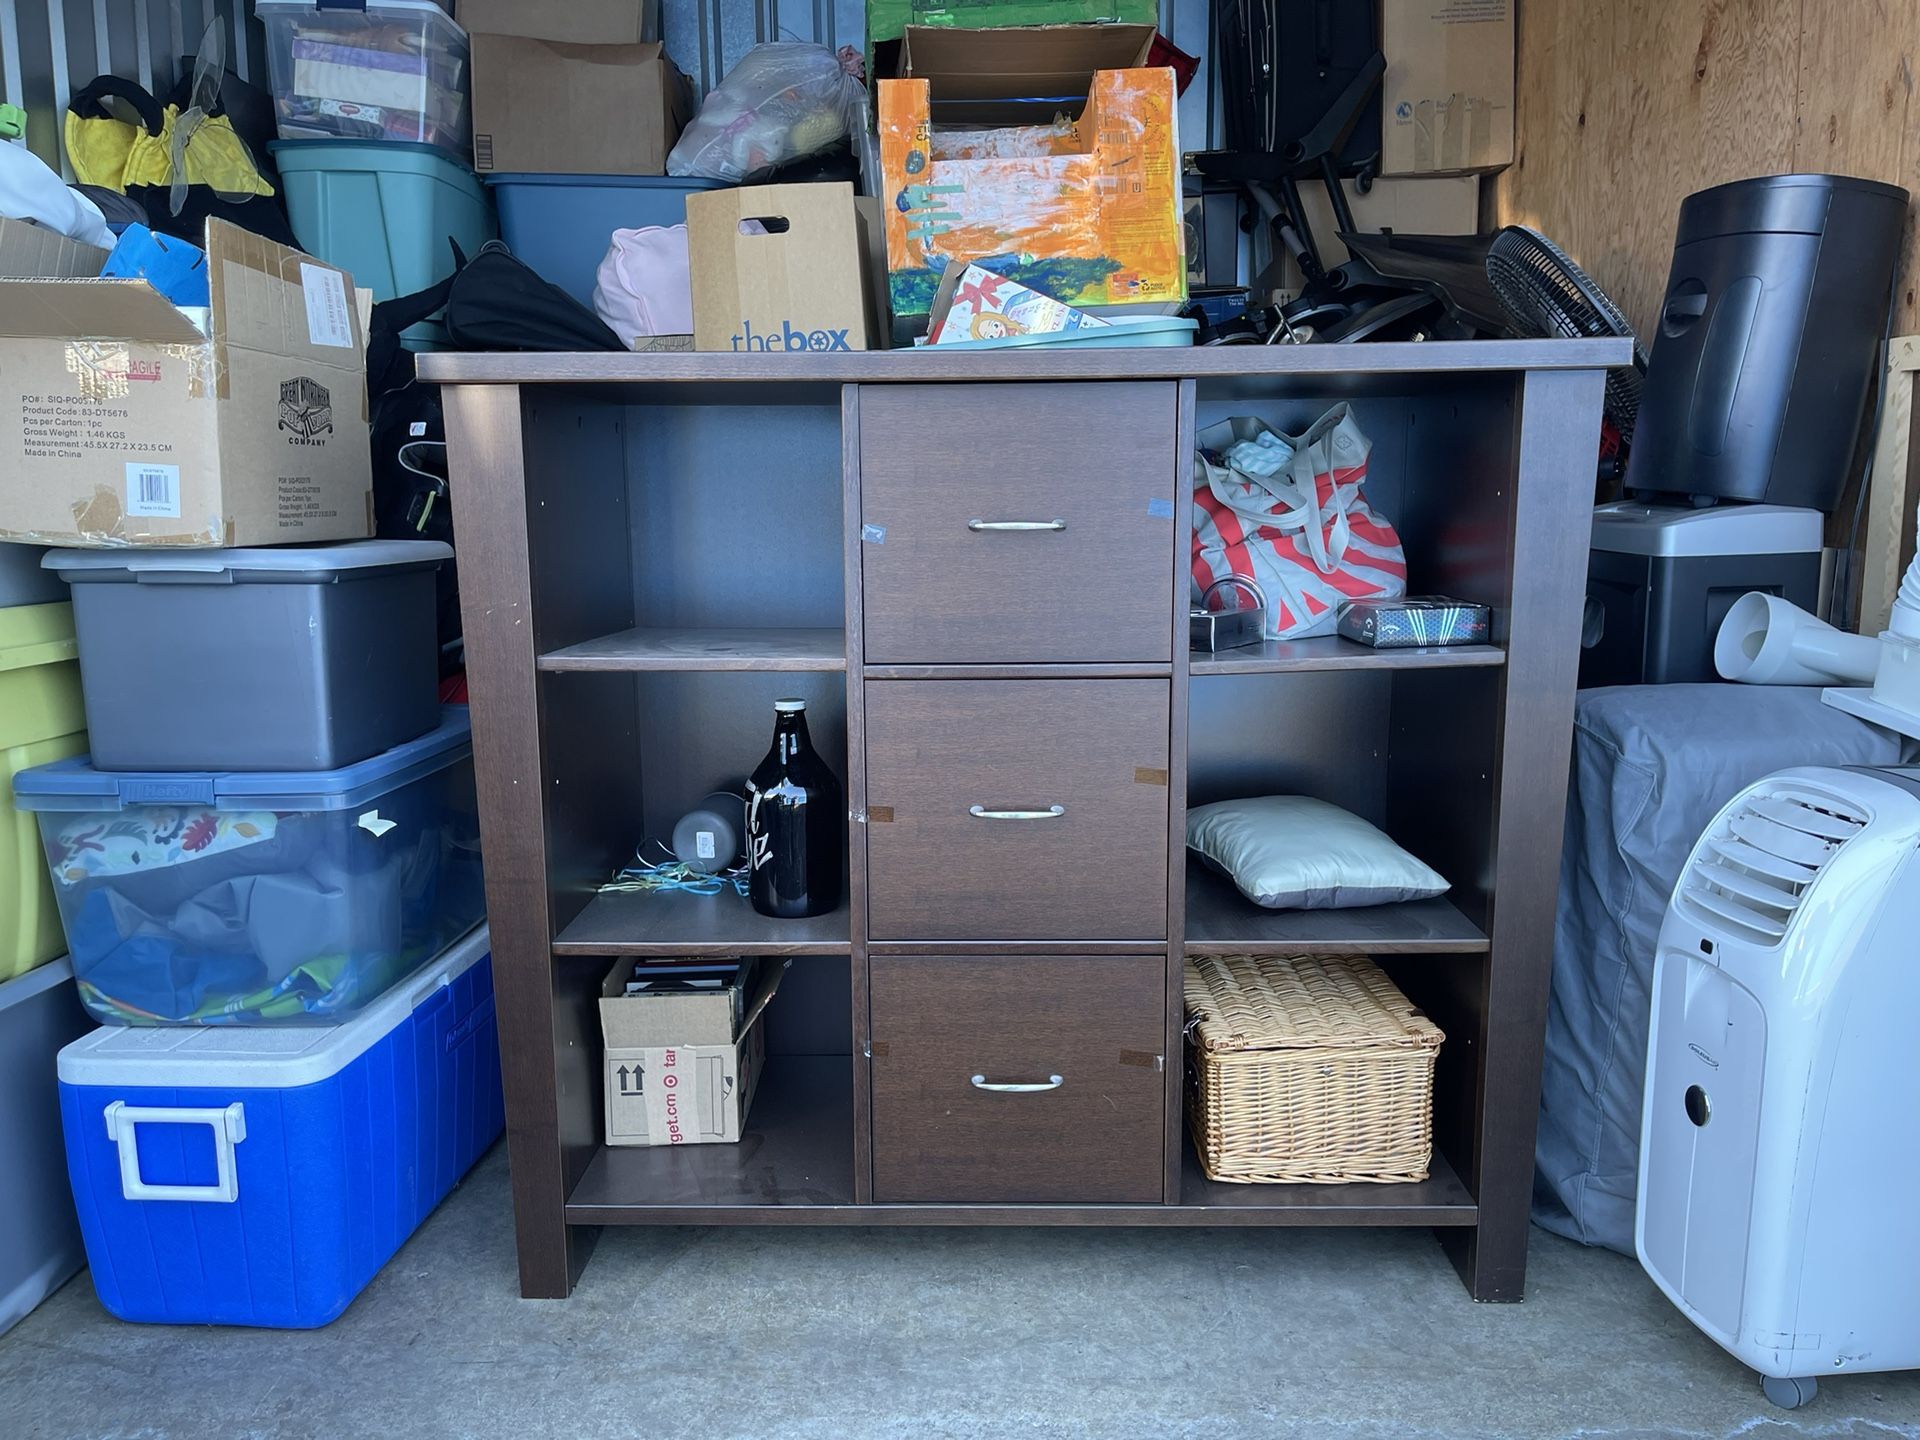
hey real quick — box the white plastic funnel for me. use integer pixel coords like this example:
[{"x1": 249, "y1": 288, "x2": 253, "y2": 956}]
[{"x1": 1715, "y1": 592, "x2": 1882, "y2": 685}]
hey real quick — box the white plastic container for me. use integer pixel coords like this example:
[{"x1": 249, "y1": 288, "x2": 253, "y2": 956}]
[{"x1": 257, "y1": 0, "x2": 471, "y2": 157}]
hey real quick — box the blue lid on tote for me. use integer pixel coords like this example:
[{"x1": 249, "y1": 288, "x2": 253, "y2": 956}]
[{"x1": 14, "y1": 708, "x2": 471, "y2": 813}]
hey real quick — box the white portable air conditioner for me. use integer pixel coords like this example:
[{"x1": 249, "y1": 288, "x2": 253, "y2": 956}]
[{"x1": 1637, "y1": 765, "x2": 1920, "y2": 1409}]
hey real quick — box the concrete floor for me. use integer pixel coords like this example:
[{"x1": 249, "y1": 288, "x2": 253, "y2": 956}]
[{"x1": 5, "y1": 1145, "x2": 1920, "y2": 1440}]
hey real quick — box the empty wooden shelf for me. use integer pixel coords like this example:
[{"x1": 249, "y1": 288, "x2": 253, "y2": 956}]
[
  {"x1": 425, "y1": 339, "x2": 1618, "y2": 1303},
  {"x1": 538, "y1": 626, "x2": 846, "y2": 673}
]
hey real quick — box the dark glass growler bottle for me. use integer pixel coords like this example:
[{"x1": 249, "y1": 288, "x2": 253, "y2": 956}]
[{"x1": 745, "y1": 698, "x2": 842, "y2": 919}]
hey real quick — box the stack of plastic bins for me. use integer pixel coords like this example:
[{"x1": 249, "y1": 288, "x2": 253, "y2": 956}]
[{"x1": 0, "y1": 544, "x2": 90, "y2": 1336}]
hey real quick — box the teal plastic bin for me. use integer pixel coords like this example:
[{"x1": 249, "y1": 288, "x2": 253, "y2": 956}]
[
  {"x1": 924, "y1": 317, "x2": 1198, "y2": 351},
  {"x1": 486, "y1": 174, "x2": 725, "y2": 307},
  {"x1": 272, "y1": 139, "x2": 495, "y2": 349}
]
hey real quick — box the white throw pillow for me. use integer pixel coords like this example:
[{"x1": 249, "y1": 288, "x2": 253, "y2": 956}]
[{"x1": 1187, "y1": 795, "x2": 1450, "y2": 910}]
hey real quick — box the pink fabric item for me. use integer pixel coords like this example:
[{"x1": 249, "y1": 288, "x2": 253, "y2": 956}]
[{"x1": 592, "y1": 224, "x2": 694, "y2": 345}]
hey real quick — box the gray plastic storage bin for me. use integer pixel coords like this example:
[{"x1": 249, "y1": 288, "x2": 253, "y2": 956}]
[
  {"x1": 0, "y1": 958, "x2": 93, "y2": 1337},
  {"x1": 46, "y1": 541, "x2": 450, "y2": 772}
]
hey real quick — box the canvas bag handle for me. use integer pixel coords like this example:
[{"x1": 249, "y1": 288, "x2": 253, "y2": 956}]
[{"x1": 1199, "y1": 407, "x2": 1365, "y2": 577}]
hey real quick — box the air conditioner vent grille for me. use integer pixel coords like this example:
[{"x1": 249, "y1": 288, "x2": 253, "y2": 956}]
[{"x1": 1680, "y1": 788, "x2": 1866, "y2": 945}]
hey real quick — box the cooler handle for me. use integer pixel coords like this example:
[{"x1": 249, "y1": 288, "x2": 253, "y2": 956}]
[{"x1": 103, "y1": 1101, "x2": 246, "y2": 1204}]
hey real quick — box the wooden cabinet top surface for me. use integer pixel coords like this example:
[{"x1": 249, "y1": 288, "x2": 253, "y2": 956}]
[{"x1": 417, "y1": 338, "x2": 1630, "y2": 387}]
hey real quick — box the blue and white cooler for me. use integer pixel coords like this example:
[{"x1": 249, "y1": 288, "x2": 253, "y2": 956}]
[{"x1": 56, "y1": 924, "x2": 501, "y2": 1328}]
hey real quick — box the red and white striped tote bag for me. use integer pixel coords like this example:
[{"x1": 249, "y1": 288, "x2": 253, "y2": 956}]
[{"x1": 1191, "y1": 406, "x2": 1408, "y2": 640}]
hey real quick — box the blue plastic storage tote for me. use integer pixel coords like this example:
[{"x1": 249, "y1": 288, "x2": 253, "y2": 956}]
[
  {"x1": 15, "y1": 709, "x2": 484, "y2": 1026},
  {"x1": 273, "y1": 140, "x2": 494, "y2": 349},
  {"x1": 57, "y1": 923, "x2": 499, "y2": 1328},
  {"x1": 486, "y1": 172, "x2": 723, "y2": 306}
]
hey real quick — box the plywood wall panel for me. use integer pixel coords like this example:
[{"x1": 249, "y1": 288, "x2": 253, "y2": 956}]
[{"x1": 1494, "y1": 0, "x2": 1919, "y2": 339}]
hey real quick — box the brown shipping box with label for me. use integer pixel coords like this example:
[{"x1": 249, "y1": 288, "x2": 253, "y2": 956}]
[
  {"x1": 462, "y1": 0, "x2": 690, "y2": 176},
  {"x1": 0, "y1": 219, "x2": 373, "y2": 548},
  {"x1": 600, "y1": 960, "x2": 784, "y2": 1147},
  {"x1": 686, "y1": 183, "x2": 888, "y2": 353},
  {"x1": 1381, "y1": 0, "x2": 1514, "y2": 177}
]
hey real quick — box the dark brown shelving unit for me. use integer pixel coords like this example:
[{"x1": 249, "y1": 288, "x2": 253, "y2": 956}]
[{"x1": 423, "y1": 339, "x2": 1617, "y2": 1303}]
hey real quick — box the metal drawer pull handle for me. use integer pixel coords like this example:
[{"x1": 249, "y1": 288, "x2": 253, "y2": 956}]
[
  {"x1": 971, "y1": 1074, "x2": 1064, "y2": 1093},
  {"x1": 967, "y1": 518, "x2": 1066, "y2": 532},
  {"x1": 969, "y1": 805, "x2": 1065, "y2": 820}
]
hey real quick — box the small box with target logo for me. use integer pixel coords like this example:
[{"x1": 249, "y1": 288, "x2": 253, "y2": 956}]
[
  {"x1": 598, "y1": 959, "x2": 783, "y2": 1147},
  {"x1": 0, "y1": 218, "x2": 372, "y2": 548}
]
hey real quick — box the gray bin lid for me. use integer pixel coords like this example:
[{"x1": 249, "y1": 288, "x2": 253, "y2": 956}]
[{"x1": 43, "y1": 539, "x2": 453, "y2": 584}]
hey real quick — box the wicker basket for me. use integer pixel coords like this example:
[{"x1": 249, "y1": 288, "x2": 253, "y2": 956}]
[{"x1": 1184, "y1": 954, "x2": 1444, "y2": 1185}]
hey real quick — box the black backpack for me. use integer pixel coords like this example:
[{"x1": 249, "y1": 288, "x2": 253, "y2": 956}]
[{"x1": 444, "y1": 242, "x2": 624, "y2": 352}]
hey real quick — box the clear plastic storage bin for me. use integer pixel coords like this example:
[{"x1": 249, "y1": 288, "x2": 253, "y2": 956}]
[
  {"x1": 257, "y1": 0, "x2": 471, "y2": 157},
  {"x1": 14, "y1": 710, "x2": 484, "y2": 1026}
]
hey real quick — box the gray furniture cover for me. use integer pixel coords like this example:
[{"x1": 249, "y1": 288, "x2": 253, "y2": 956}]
[{"x1": 1534, "y1": 683, "x2": 1911, "y2": 1253}]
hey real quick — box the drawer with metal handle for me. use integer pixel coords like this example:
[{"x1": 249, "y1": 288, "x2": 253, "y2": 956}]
[
  {"x1": 863, "y1": 679, "x2": 1171, "y2": 940},
  {"x1": 869, "y1": 954, "x2": 1167, "y2": 1203},
  {"x1": 856, "y1": 382, "x2": 1179, "y2": 663}
]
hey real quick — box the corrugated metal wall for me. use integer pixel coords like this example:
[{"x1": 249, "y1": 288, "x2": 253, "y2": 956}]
[
  {"x1": 2, "y1": 0, "x2": 1219, "y2": 177},
  {"x1": 1, "y1": 0, "x2": 267, "y2": 176}
]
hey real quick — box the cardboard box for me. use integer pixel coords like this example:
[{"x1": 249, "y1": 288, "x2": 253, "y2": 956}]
[
  {"x1": 600, "y1": 960, "x2": 783, "y2": 1147},
  {"x1": 0, "y1": 219, "x2": 373, "y2": 548},
  {"x1": 1381, "y1": 0, "x2": 1514, "y2": 176},
  {"x1": 878, "y1": 26, "x2": 1185, "y2": 327},
  {"x1": 461, "y1": 0, "x2": 656, "y2": 45},
  {"x1": 686, "y1": 183, "x2": 887, "y2": 353},
  {"x1": 1279, "y1": 176, "x2": 1481, "y2": 290},
  {"x1": 0, "y1": 217, "x2": 109, "y2": 281},
  {"x1": 463, "y1": 1, "x2": 689, "y2": 176}
]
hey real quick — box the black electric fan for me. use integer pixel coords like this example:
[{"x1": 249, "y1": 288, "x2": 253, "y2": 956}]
[
  {"x1": 1486, "y1": 227, "x2": 1648, "y2": 445},
  {"x1": 1341, "y1": 226, "x2": 1648, "y2": 455}
]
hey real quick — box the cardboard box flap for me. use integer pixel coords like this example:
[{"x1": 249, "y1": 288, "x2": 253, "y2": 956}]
[
  {"x1": 0, "y1": 277, "x2": 207, "y2": 344},
  {"x1": 0, "y1": 217, "x2": 110, "y2": 280},
  {"x1": 900, "y1": 23, "x2": 1155, "y2": 121},
  {"x1": 462, "y1": 0, "x2": 653, "y2": 44},
  {"x1": 600, "y1": 960, "x2": 784, "y2": 1048},
  {"x1": 205, "y1": 219, "x2": 365, "y2": 365}
]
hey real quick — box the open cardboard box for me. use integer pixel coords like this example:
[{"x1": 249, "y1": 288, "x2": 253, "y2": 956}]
[
  {"x1": 0, "y1": 216, "x2": 110, "y2": 281},
  {"x1": 0, "y1": 219, "x2": 372, "y2": 548},
  {"x1": 877, "y1": 24, "x2": 1185, "y2": 332},
  {"x1": 600, "y1": 959, "x2": 784, "y2": 1146},
  {"x1": 686, "y1": 183, "x2": 889, "y2": 353}
]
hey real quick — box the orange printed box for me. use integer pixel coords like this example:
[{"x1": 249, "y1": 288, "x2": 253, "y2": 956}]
[{"x1": 877, "y1": 26, "x2": 1185, "y2": 328}]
